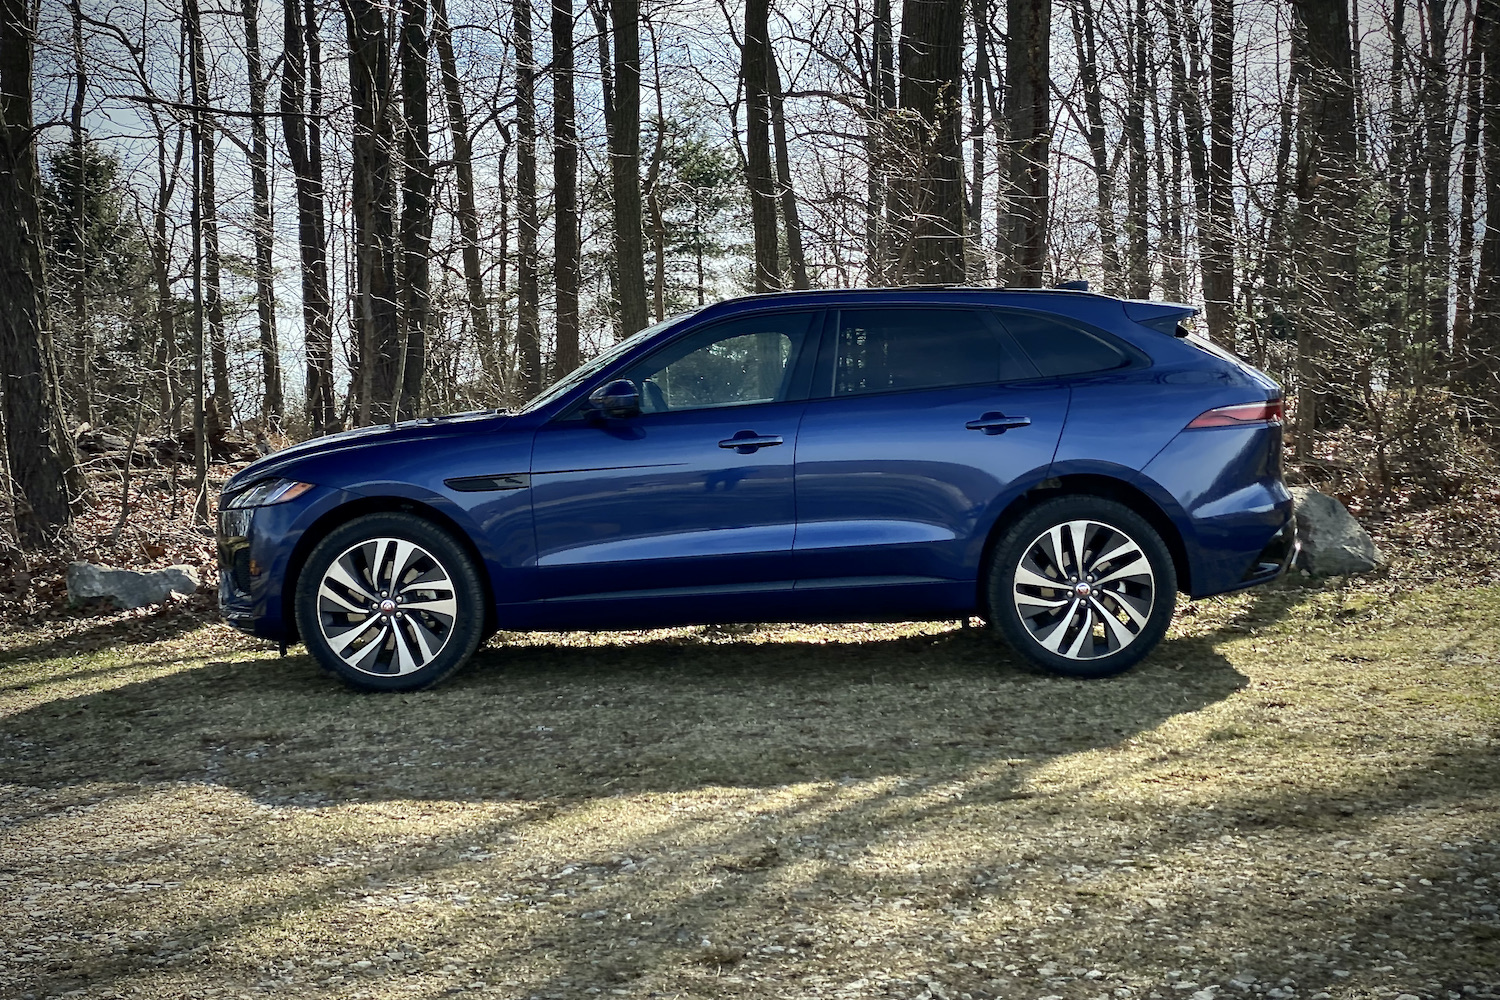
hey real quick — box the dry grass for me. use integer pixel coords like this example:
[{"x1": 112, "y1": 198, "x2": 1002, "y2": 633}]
[{"x1": 1, "y1": 579, "x2": 1498, "y2": 1000}]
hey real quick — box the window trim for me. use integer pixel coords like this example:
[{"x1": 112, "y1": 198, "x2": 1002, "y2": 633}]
[{"x1": 810, "y1": 306, "x2": 1042, "y2": 400}]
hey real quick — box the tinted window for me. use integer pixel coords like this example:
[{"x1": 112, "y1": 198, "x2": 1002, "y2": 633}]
[
  {"x1": 834, "y1": 309, "x2": 1020, "y2": 395},
  {"x1": 998, "y1": 311, "x2": 1131, "y2": 377},
  {"x1": 624, "y1": 311, "x2": 813, "y2": 413}
]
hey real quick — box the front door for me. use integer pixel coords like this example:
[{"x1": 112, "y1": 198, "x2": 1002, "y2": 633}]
[
  {"x1": 529, "y1": 310, "x2": 820, "y2": 617},
  {"x1": 793, "y1": 306, "x2": 1070, "y2": 611}
]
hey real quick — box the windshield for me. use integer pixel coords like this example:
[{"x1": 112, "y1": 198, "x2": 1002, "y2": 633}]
[{"x1": 518, "y1": 311, "x2": 701, "y2": 414}]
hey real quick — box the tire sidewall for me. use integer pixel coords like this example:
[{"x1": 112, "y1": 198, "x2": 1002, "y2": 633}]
[
  {"x1": 988, "y1": 496, "x2": 1177, "y2": 679},
  {"x1": 294, "y1": 512, "x2": 487, "y2": 692}
]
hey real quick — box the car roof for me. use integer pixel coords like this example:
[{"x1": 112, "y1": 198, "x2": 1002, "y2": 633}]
[{"x1": 687, "y1": 286, "x2": 1196, "y2": 330}]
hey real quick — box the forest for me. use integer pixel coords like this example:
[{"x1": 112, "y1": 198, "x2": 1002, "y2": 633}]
[{"x1": 0, "y1": 0, "x2": 1497, "y2": 555}]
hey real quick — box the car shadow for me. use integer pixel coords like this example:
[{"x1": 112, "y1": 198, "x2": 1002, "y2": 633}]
[{"x1": 0, "y1": 620, "x2": 1246, "y2": 810}]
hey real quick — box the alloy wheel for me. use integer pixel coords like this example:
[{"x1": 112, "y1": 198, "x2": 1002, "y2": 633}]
[
  {"x1": 315, "y1": 537, "x2": 459, "y2": 676},
  {"x1": 1011, "y1": 519, "x2": 1156, "y2": 660}
]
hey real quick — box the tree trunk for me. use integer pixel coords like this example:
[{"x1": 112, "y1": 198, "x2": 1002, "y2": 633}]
[
  {"x1": 552, "y1": 0, "x2": 580, "y2": 379},
  {"x1": 282, "y1": 0, "x2": 337, "y2": 435},
  {"x1": 346, "y1": 0, "x2": 400, "y2": 425},
  {"x1": 432, "y1": 0, "x2": 499, "y2": 393},
  {"x1": 610, "y1": 0, "x2": 650, "y2": 335},
  {"x1": 645, "y1": 20, "x2": 667, "y2": 321},
  {"x1": 1003, "y1": 0, "x2": 1050, "y2": 286},
  {"x1": 1454, "y1": 3, "x2": 1482, "y2": 366},
  {"x1": 1386, "y1": 0, "x2": 1409, "y2": 381},
  {"x1": 0, "y1": 0, "x2": 73, "y2": 544},
  {"x1": 514, "y1": 0, "x2": 542, "y2": 397},
  {"x1": 1070, "y1": 0, "x2": 1121, "y2": 294},
  {"x1": 397, "y1": 0, "x2": 433, "y2": 419},
  {"x1": 968, "y1": 0, "x2": 989, "y2": 283},
  {"x1": 1292, "y1": 0, "x2": 1361, "y2": 447},
  {"x1": 1473, "y1": 0, "x2": 1500, "y2": 392},
  {"x1": 188, "y1": 8, "x2": 231, "y2": 421},
  {"x1": 888, "y1": 0, "x2": 966, "y2": 285},
  {"x1": 1423, "y1": 0, "x2": 1452, "y2": 359},
  {"x1": 1204, "y1": 0, "x2": 1237, "y2": 350},
  {"x1": 1153, "y1": 57, "x2": 1184, "y2": 302},
  {"x1": 243, "y1": 0, "x2": 283, "y2": 428},
  {"x1": 1164, "y1": 0, "x2": 1212, "y2": 272},
  {"x1": 1122, "y1": 0, "x2": 1151, "y2": 298},
  {"x1": 865, "y1": 0, "x2": 897, "y2": 284},
  {"x1": 742, "y1": 0, "x2": 781, "y2": 291},
  {"x1": 185, "y1": 0, "x2": 210, "y2": 523},
  {"x1": 768, "y1": 51, "x2": 809, "y2": 289},
  {"x1": 68, "y1": 0, "x2": 94, "y2": 426}
]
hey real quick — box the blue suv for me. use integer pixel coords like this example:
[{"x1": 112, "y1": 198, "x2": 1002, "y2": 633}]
[{"x1": 217, "y1": 288, "x2": 1295, "y2": 691}]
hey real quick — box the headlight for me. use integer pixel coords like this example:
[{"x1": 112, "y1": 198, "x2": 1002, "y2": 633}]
[{"x1": 224, "y1": 478, "x2": 314, "y2": 509}]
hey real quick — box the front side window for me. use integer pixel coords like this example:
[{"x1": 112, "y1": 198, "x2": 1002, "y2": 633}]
[
  {"x1": 623, "y1": 311, "x2": 815, "y2": 413},
  {"x1": 833, "y1": 308, "x2": 1026, "y2": 395}
]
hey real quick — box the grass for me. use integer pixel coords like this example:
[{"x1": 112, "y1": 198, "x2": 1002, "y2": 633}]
[{"x1": 0, "y1": 579, "x2": 1497, "y2": 1000}]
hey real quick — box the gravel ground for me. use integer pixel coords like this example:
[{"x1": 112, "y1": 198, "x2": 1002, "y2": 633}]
[{"x1": 0, "y1": 580, "x2": 1497, "y2": 1000}]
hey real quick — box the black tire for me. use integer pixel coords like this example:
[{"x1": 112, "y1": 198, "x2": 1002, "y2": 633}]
[
  {"x1": 294, "y1": 512, "x2": 487, "y2": 692},
  {"x1": 986, "y1": 496, "x2": 1177, "y2": 679}
]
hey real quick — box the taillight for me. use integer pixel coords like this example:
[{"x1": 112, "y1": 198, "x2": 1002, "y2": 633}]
[{"x1": 1186, "y1": 399, "x2": 1284, "y2": 429}]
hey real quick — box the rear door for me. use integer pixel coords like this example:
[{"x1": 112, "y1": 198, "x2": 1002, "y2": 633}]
[{"x1": 792, "y1": 306, "x2": 1069, "y2": 612}]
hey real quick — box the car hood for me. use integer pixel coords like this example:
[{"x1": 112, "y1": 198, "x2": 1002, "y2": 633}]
[{"x1": 225, "y1": 409, "x2": 513, "y2": 494}]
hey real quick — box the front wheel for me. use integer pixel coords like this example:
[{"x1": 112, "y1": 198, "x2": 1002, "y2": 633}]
[
  {"x1": 987, "y1": 497, "x2": 1177, "y2": 679},
  {"x1": 294, "y1": 513, "x2": 487, "y2": 691}
]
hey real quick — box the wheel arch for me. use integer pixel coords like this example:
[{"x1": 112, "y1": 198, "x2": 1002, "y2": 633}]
[
  {"x1": 977, "y1": 471, "x2": 1192, "y2": 613},
  {"x1": 283, "y1": 495, "x2": 497, "y2": 642}
]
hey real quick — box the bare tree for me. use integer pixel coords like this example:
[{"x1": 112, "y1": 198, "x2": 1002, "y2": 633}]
[
  {"x1": 282, "y1": 0, "x2": 337, "y2": 434},
  {"x1": 1292, "y1": 0, "x2": 1360, "y2": 452},
  {"x1": 1123, "y1": 0, "x2": 1151, "y2": 297},
  {"x1": 552, "y1": 0, "x2": 581, "y2": 378},
  {"x1": 1069, "y1": 0, "x2": 1122, "y2": 293},
  {"x1": 882, "y1": 0, "x2": 966, "y2": 285},
  {"x1": 397, "y1": 0, "x2": 434, "y2": 418},
  {"x1": 432, "y1": 0, "x2": 500, "y2": 390},
  {"x1": 68, "y1": 0, "x2": 94, "y2": 425},
  {"x1": 514, "y1": 0, "x2": 542, "y2": 397},
  {"x1": 1004, "y1": 0, "x2": 1050, "y2": 286},
  {"x1": 346, "y1": 0, "x2": 400, "y2": 424},
  {"x1": 609, "y1": 0, "x2": 650, "y2": 335},
  {"x1": 769, "y1": 50, "x2": 809, "y2": 288},
  {"x1": 1203, "y1": 0, "x2": 1237, "y2": 349},
  {"x1": 0, "y1": 0, "x2": 74, "y2": 544},
  {"x1": 243, "y1": 0, "x2": 283, "y2": 427},
  {"x1": 742, "y1": 0, "x2": 781, "y2": 291}
]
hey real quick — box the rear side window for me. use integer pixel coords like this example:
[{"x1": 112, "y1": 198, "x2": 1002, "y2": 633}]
[
  {"x1": 834, "y1": 309, "x2": 1026, "y2": 395},
  {"x1": 998, "y1": 311, "x2": 1132, "y2": 377}
]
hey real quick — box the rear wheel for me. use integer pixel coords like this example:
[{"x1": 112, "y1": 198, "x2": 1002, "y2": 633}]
[
  {"x1": 987, "y1": 496, "x2": 1176, "y2": 678},
  {"x1": 294, "y1": 513, "x2": 486, "y2": 691}
]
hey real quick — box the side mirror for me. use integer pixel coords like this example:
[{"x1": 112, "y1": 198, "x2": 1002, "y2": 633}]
[{"x1": 588, "y1": 378, "x2": 641, "y2": 418}]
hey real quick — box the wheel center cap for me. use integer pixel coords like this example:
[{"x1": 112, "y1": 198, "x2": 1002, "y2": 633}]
[
  {"x1": 1074, "y1": 582, "x2": 1092, "y2": 598},
  {"x1": 379, "y1": 598, "x2": 397, "y2": 616}
]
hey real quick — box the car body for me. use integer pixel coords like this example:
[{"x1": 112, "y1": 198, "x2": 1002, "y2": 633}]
[{"x1": 217, "y1": 287, "x2": 1295, "y2": 689}]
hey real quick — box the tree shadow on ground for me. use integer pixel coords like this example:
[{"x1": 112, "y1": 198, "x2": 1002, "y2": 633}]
[{"x1": 0, "y1": 619, "x2": 1247, "y2": 807}]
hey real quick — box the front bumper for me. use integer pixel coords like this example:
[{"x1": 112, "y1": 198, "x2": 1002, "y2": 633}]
[{"x1": 216, "y1": 486, "x2": 345, "y2": 641}]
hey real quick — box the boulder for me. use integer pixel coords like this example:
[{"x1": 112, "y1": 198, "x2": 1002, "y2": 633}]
[
  {"x1": 1290, "y1": 487, "x2": 1382, "y2": 577},
  {"x1": 66, "y1": 562, "x2": 201, "y2": 609}
]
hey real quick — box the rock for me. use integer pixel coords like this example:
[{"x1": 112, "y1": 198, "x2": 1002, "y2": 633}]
[
  {"x1": 1290, "y1": 487, "x2": 1382, "y2": 576},
  {"x1": 66, "y1": 562, "x2": 201, "y2": 609}
]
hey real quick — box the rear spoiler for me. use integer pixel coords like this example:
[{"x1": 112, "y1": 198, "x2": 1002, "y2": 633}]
[{"x1": 1124, "y1": 300, "x2": 1198, "y2": 337}]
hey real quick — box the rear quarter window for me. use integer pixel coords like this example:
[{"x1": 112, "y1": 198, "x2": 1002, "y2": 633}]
[{"x1": 997, "y1": 311, "x2": 1136, "y2": 377}]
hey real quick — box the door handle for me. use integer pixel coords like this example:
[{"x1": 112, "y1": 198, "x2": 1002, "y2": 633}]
[
  {"x1": 718, "y1": 430, "x2": 784, "y2": 453},
  {"x1": 966, "y1": 412, "x2": 1032, "y2": 435}
]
